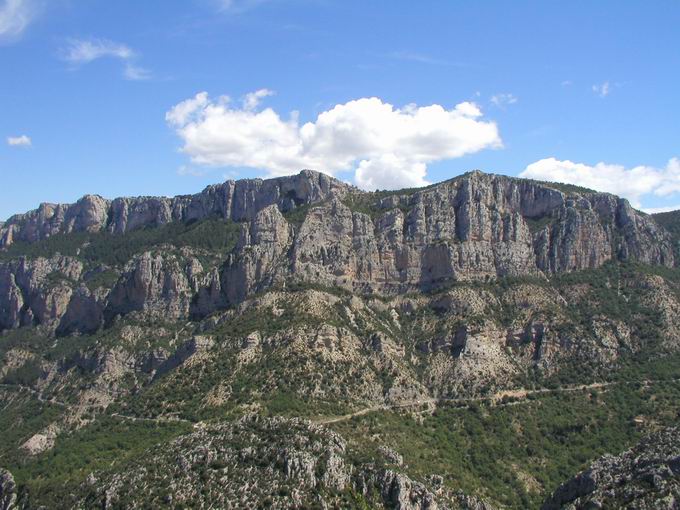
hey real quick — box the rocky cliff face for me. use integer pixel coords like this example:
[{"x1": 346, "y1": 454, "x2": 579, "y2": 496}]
[
  {"x1": 542, "y1": 427, "x2": 680, "y2": 509},
  {"x1": 0, "y1": 255, "x2": 83, "y2": 331},
  {"x1": 0, "y1": 170, "x2": 674, "y2": 335},
  {"x1": 0, "y1": 170, "x2": 345, "y2": 246}
]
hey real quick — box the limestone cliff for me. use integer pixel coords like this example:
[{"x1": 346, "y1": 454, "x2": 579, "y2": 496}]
[
  {"x1": 0, "y1": 170, "x2": 675, "y2": 334},
  {"x1": 0, "y1": 170, "x2": 345, "y2": 245}
]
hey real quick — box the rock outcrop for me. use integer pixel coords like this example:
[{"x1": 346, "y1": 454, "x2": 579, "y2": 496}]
[
  {"x1": 542, "y1": 427, "x2": 680, "y2": 509},
  {"x1": 0, "y1": 468, "x2": 16, "y2": 510},
  {"x1": 221, "y1": 171, "x2": 673, "y2": 301},
  {"x1": 0, "y1": 255, "x2": 82, "y2": 330},
  {"x1": 106, "y1": 251, "x2": 196, "y2": 320},
  {"x1": 0, "y1": 170, "x2": 346, "y2": 246},
  {"x1": 75, "y1": 416, "x2": 487, "y2": 510},
  {"x1": 0, "y1": 170, "x2": 675, "y2": 334}
]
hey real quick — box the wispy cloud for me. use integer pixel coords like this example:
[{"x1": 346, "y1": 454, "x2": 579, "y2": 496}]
[
  {"x1": 123, "y1": 63, "x2": 152, "y2": 81},
  {"x1": 388, "y1": 51, "x2": 449, "y2": 66},
  {"x1": 61, "y1": 38, "x2": 152, "y2": 80},
  {"x1": 592, "y1": 81, "x2": 611, "y2": 98},
  {"x1": 62, "y1": 38, "x2": 134, "y2": 64},
  {"x1": 7, "y1": 134, "x2": 31, "y2": 147},
  {"x1": 177, "y1": 165, "x2": 209, "y2": 177},
  {"x1": 490, "y1": 93, "x2": 518, "y2": 109},
  {"x1": 0, "y1": 0, "x2": 39, "y2": 42},
  {"x1": 385, "y1": 50, "x2": 468, "y2": 67},
  {"x1": 214, "y1": 0, "x2": 273, "y2": 13}
]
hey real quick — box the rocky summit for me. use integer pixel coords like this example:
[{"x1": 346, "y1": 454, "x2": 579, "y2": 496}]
[{"x1": 1, "y1": 169, "x2": 680, "y2": 509}]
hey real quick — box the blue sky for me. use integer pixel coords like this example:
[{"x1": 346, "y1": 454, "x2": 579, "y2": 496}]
[{"x1": 1, "y1": 0, "x2": 679, "y2": 220}]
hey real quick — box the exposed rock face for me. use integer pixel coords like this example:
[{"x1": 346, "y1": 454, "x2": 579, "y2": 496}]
[
  {"x1": 542, "y1": 427, "x2": 680, "y2": 509},
  {"x1": 153, "y1": 335, "x2": 214, "y2": 378},
  {"x1": 0, "y1": 195, "x2": 109, "y2": 247},
  {"x1": 0, "y1": 468, "x2": 16, "y2": 510},
  {"x1": 207, "y1": 171, "x2": 674, "y2": 307},
  {"x1": 0, "y1": 170, "x2": 346, "y2": 245},
  {"x1": 0, "y1": 170, "x2": 675, "y2": 334},
  {"x1": 4, "y1": 170, "x2": 680, "y2": 510},
  {"x1": 21, "y1": 423, "x2": 60, "y2": 456},
  {"x1": 356, "y1": 468, "x2": 440, "y2": 509},
  {"x1": 285, "y1": 173, "x2": 673, "y2": 295},
  {"x1": 221, "y1": 204, "x2": 292, "y2": 304},
  {"x1": 57, "y1": 285, "x2": 107, "y2": 335},
  {"x1": 107, "y1": 251, "x2": 196, "y2": 320},
  {"x1": 75, "y1": 416, "x2": 487, "y2": 510},
  {"x1": 78, "y1": 416, "x2": 353, "y2": 509},
  {"x1": 0, "y1": 255, "x2": 82, "y2": 330}
]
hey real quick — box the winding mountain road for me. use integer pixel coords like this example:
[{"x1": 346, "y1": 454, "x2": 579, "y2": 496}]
[
  {"x1": 2, "y1": 377, "x2": 676, "y2": 427},
  {"x1": 316, "y1": 378, "x2": 671, "y2": 424}
]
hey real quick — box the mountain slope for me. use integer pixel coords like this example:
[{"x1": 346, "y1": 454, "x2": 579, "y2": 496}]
[{"x1": 1, "y1": 169, "x2": 680, "y2": 509}]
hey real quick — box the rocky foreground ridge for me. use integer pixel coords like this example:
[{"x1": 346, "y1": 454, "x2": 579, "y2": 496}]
[
  {"x1": 71, "y1": 415, "x2": 494, "y2": 510},
  {"x1": 0, "y1": 170, "x2": 674, "y2": 335},
  {"x1": 543, "y1": 427, "x2": 680, "y2": 509}
]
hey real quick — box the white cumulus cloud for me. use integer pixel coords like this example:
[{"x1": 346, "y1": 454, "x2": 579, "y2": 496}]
[
  {"x1": 6, "y1": 134, "x2": 31, "y2": 146},
  {"x1": 520, "y1": 157, "x2": 680, "y2": 208},
  {"x1": 243, "y1": 88, "x2": 274, "y2": 110},
  {"x1": 166, "y1": 91, "x2": 502, "y2": 190},
  {"x1": 61, "y1": 38, "x2": 151, "y2": 80},
  {"x1": 643, "y1": 205, "x2": 680, "y2": 214},
  {"x1": 0, "y1": 0, "x2": 38, "y2": 42}
]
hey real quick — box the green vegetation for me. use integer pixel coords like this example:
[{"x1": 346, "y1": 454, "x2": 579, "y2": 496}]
[
  {"x1": 652, "y1": 209, "x2": 680, "y2": 242},
  {"x1": 524, "y1": 214, "x2": 554, "y2": 233},
  {"x1": 10, "y1": 416, "x2": 191, "y2": 508},
  {"x1": 282, "y1": 203, "x2": 312, "y2": 228},
  {"x1": 84, "y1": 268, "x2": 120, "y2": 291},
  {"x1": 526, "y1": 178, "x2": 598, "y2": 195},
  {"x1": 0, "y1": 218, "x2": 243, "y2": 266},
  {"x1": 3, "y1": 247, "x2": 680, "y2": 508},
  {"x1": 333, "y1": 371, "x2": 680, "y2": 508},
  {"x1": 652, "y1": 209, "x2": 680, "y2": 258},
  {"x1": 0, "y1": 392, "x2": 63, "y2": 465},
  {"x1": 0, "y1": 327, "x2": 53, "y2": 360},
  {"x1": 341, "y1": 187, "x2": 420, "y2": 219},
  {"x1": 550, "y1": 261, "x2": 669, "y2": 332},
  {"x1": 2, "y1": 359, "x2": 43, "y2": 386}
]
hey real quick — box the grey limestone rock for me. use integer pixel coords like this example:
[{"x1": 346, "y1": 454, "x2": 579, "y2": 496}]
[
  {"x1": 0, "y1": 468, "x2": 16, "y2": 510},
  {"x1": 542, "y1": 427, "x2": 680, "y2": 509}
]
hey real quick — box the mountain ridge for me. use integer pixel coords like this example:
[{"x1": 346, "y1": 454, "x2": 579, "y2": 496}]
[
  {"x1": 2, "y1": 169, "x2": 680, "y2": 509},
  {"x1": 0, "y1": 169, "x2": 660, "y2": 247},
  {"x1": 0, "y1": 169, "x2": 675, "y2": 337},
  {"x1": 0, "y1": 169, "x2": 348, "y2": 247}
]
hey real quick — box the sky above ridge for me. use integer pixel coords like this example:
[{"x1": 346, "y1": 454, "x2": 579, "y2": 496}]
[{"x1": 1, "y1": 0, "x2": 679, "y2": 219}]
